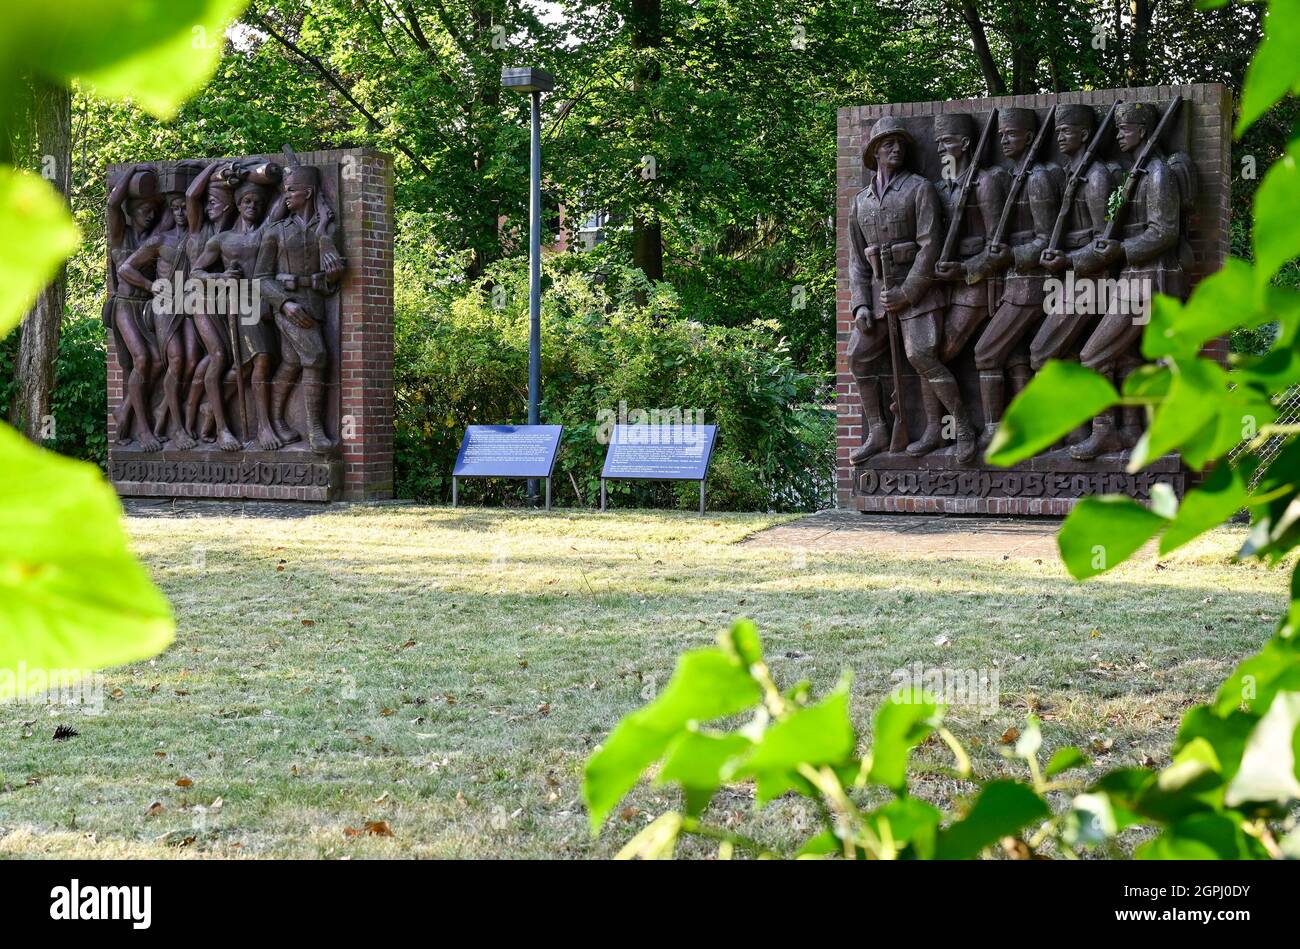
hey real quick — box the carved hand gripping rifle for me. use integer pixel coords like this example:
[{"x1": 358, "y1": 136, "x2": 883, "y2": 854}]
[
  {"x1": 1046, "y1": 100, "x2": 1118, "y2": 254},
  {"x1": 878, "y1": 243, "x2": 911, "y2": 453},
  {"x1": 938, "y1": 108, "x2": 998, "y2": 265},
  {"x1": 968, "y1": 110, "x2": 1055, "y2": 285},
  {"x1": 1097, "y1": 95, "x2": 1183, "y2": 246}
]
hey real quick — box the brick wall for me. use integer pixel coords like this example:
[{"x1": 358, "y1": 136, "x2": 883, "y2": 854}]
[
  {"x1": 106, "y1": 148, "x2": 394, "y2": 502},
  {"x1": 835, "y1": 84, "x2": 1233, "y2": 515}
]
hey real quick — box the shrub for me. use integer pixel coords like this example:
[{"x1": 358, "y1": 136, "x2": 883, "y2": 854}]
[
  {"x1": 0, "y1": 313, "x2": 107, "y2": 469},
  {"x1": 395, "y1": 256, "x2": 833, "y2": 511}
]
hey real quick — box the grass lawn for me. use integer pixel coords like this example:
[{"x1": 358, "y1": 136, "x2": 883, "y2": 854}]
[{"x1": 0, "y1": 506, "x2": 1287, "y2": 858}]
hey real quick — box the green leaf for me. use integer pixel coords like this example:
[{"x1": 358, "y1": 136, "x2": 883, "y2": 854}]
[
  {"x1": 934, "y1": 781, "x2": 1050, "y2": 859},
  {"x1": 862, "y1": 796, "x2": 943, "y2": 859},
  {"x1": 1179, "y1": 391, "x2": 1275, "y2": 471},
  {"x1": 1213, "y1": 635, "x2": 1300, "y2": 716},
  {"x1": 1159, "y1": 464, "x2": 1247, "y2": 555},
  {"x1": 866, "y1": 688, "x2": 944, "y2": 793},
  {"x1": 1128, "y1": 357, "x2": 1229, "y2": 470},
  {"x1": 1225, "y1": 690, "x2": 1300, "y2": 806},
  {"x1": 1142, "y1": 259, "x2": 1270, "y2": 359},
  {"x1": 795, "y1": 829, "x2": 841, "y2": 858},
  {"x1": 0, "y1": 168, "x2": 81, "y2": 338},
  {"x1": 0, "y1": 423, "x2": 174, "y2": 703},
  {"x1": 1136, "y1": 812, "x2": 1265, "y2": 860},
  {"x1": 733, "y1": 683, "x2": 856, "y2": 804},
  {"x1": 583, "y1": 645, "x2": 761, "y2": 830},
  {"x1": 1057, "y1": 495, "x2": 1168, "y2": 579},
  {"x1": 1173, "y1": 705, "x2": 1258, "y2": 785},
  {"x1": 985, "y1": 361, "x2": 1118, "y2": 467},
  {"x1": 1044, "y1": 746, "x2": 1090, "y2": 778},
  {"x1": 6, "y1": 1, "x2": 252, "y2": 120},
  {"x1": 657, "y1": 729, "x2": 752, "y2": 816},
  {"x1": 1255, "y1": 144, "x2": 1300, "y2": 285},
  {"x1": 1236, "y1": 0, "x2": 1300, "y2": 136}
]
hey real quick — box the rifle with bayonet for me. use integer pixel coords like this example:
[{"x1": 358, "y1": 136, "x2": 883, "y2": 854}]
[
  {"x1": 939, "y1": 108, "x2": 997, "y2": 265},
  {"x1": 1097, "y1": 95, "x2": 1182, "y2": 246},
  {"x1": 1045, "y1": 100, "x2": 1118, "y2": 254},
  {"x1": 878, "y1": 243, "x2": 911, "y2": 453},
  {"x1": 967, "y1": 110, "x2": 1055, "y2": 285}
]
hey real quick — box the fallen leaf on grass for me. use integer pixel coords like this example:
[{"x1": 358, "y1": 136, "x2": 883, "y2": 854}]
[
  {"x1": 176, "y1": 777, "x2": 193, "y2": 788},
  {"x1": 999, "y1": 727, "x2": 1020, "y2": 745},
  {"x1": 344, "y1": 821, "x2": 394, "y2": 838}
]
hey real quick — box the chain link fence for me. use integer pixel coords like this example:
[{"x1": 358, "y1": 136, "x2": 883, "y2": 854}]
[{"x1": 1230, "y1": 385, "x2": 1300, "y2": 485}]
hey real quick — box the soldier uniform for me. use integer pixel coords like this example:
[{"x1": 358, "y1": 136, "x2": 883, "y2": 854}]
[
  {"x1": 1073, "y1": 101, "x2": 1196, "y2": 459},
  {"x1": 255, "y1": 165, "x2": 343, "y2": 452},
  {"x1": 847, "y1": 116, "x2": 976, "y2": 463},
  {"x1": 1029, "y1": 104, "x2": 1118, "y2": 371},
  {"x1": 969, "y1": 107, "x2": 1063, "y2": 444},
  {"x1": 919, "y1": 112, "x2": 1009, "y2": 459}
]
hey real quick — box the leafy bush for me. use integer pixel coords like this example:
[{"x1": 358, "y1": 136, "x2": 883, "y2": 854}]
[
  {"x1": 0, "y1": 314, "x2": 108, "y2": 469},
  {"x1": 584, "y1": 619, "x2": 1298, "y2": 859},
  {"x1": 395, "y1": 255, "x2": 833, "y2": 511}
]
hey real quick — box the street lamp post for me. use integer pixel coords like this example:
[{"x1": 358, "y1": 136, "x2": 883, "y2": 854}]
[{"x1": 501, "y1": 66, "x2": 554, "y2": 505}]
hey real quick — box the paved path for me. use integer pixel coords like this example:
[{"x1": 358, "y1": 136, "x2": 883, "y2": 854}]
[{"x1": 741, "y1": 509, "x2": 1062, "y2": 559}]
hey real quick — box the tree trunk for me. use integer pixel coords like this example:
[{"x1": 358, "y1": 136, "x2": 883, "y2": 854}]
[
  {"x1": 9, "y1": 77, "x2": 71, "y2": 442},
  {"x1": 959, "y1": 1, "x2": 1007, "y2": 96},
  {"x1": 629, "y1": 0, "x2": 664, "y2": 283},
  {"x1": 1130, "y1": 0, "x2": 1152, "y2": 86}
]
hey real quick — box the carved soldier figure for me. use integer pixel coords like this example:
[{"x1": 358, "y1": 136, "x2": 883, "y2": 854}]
[
  {"x1": 928, "y1": 112, "x2": 1008, "y2": 460},
  {"x1": 846, "y1": 116, "x2": 975, "y2": 463},
  {"x1": 105, "y1": 163, "x2": 165, "y2": 451},
  {"x1": 255, "y1": 163, "x2": 346, "y2": 453},
  {"x1": 1030, "y1": 103, "x2": 1118, "y2": 372},
  {"x1": 193, "y1": 176, "x2": 287, "y2": 450},
  {"x1": 969, "y1": 107, "x2": 1062, "y2": 446},
  {"x1": 1072, "y1": 100, "x2": 1195, "y2": 459},
  {"x1": 116, "y1": 160, "x2": 207, "y2": 449}
]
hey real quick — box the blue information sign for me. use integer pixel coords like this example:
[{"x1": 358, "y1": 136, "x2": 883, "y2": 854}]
[
  {"x1": 600, "y1": 425, "x2": 718, "y2": 514},
  {"x1": 452, "y1": 425, "x2": 563, "y2": 509}
]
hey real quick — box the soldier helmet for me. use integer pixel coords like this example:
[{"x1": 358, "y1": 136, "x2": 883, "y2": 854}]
[
  {"x1": 1116, "y1": 101, "x2": 1158, "y2": 131},
  {"x1": 999, "y1": 107, "x2": 1038, "y2": 133},
  {"x1": 934, "y1": 113, "x2": 975, "y2": 141},
  {"x1": 1054, "y1": 103, "x2": 1096, "y2": 129},
  {"x1": 862, "y1": 116, "x2": 916, "y2": 170}
]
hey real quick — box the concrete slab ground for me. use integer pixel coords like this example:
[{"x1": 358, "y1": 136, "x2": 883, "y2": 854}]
[{"x1": 741, "y1": 509, "x2": 1063, "y2": 559}]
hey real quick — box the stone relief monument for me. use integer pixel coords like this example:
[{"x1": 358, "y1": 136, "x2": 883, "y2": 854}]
[
  {"x1": 105, "y1": 148, "x2": 395, "y2": 501},
  {"x1": 836, "y1": 84, "x2": 1231, "y2": 515}
]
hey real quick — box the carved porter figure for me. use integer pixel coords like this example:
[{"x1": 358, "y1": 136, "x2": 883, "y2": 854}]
[
  {"x1": 192, "y1": 172, "x2": 286, "y2": 450},
  {"x1": 846, "y1": 116, "x2": 975, "y2": 463},
  {"x1": 969, "y1": 107, "x2": 1062, "y2": 446},
  {"x1": 106, "y1": 163, "x2": 166, "y2": 452},
  {"x1": 255, "y1": 163, "x2": 347, "y2": 453},
  {"x1": 1072, "y1": 99, "x2": 1197, "y2": 459},
  {"x1": 116, "y1": 160, "x2": 206, "y2": 450}
]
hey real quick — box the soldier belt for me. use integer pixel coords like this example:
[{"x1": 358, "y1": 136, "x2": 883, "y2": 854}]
[{"x1": 275, "y1": 272, "x2": 331, "y2": 291}]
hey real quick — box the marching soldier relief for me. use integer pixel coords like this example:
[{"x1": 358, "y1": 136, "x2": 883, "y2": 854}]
[
  {"x1": 836, "y1": 85, "x2": 1229, "y2": 514},
  {"x1": 103, "y1": 149, "x2": 394, "y2": 502}
]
